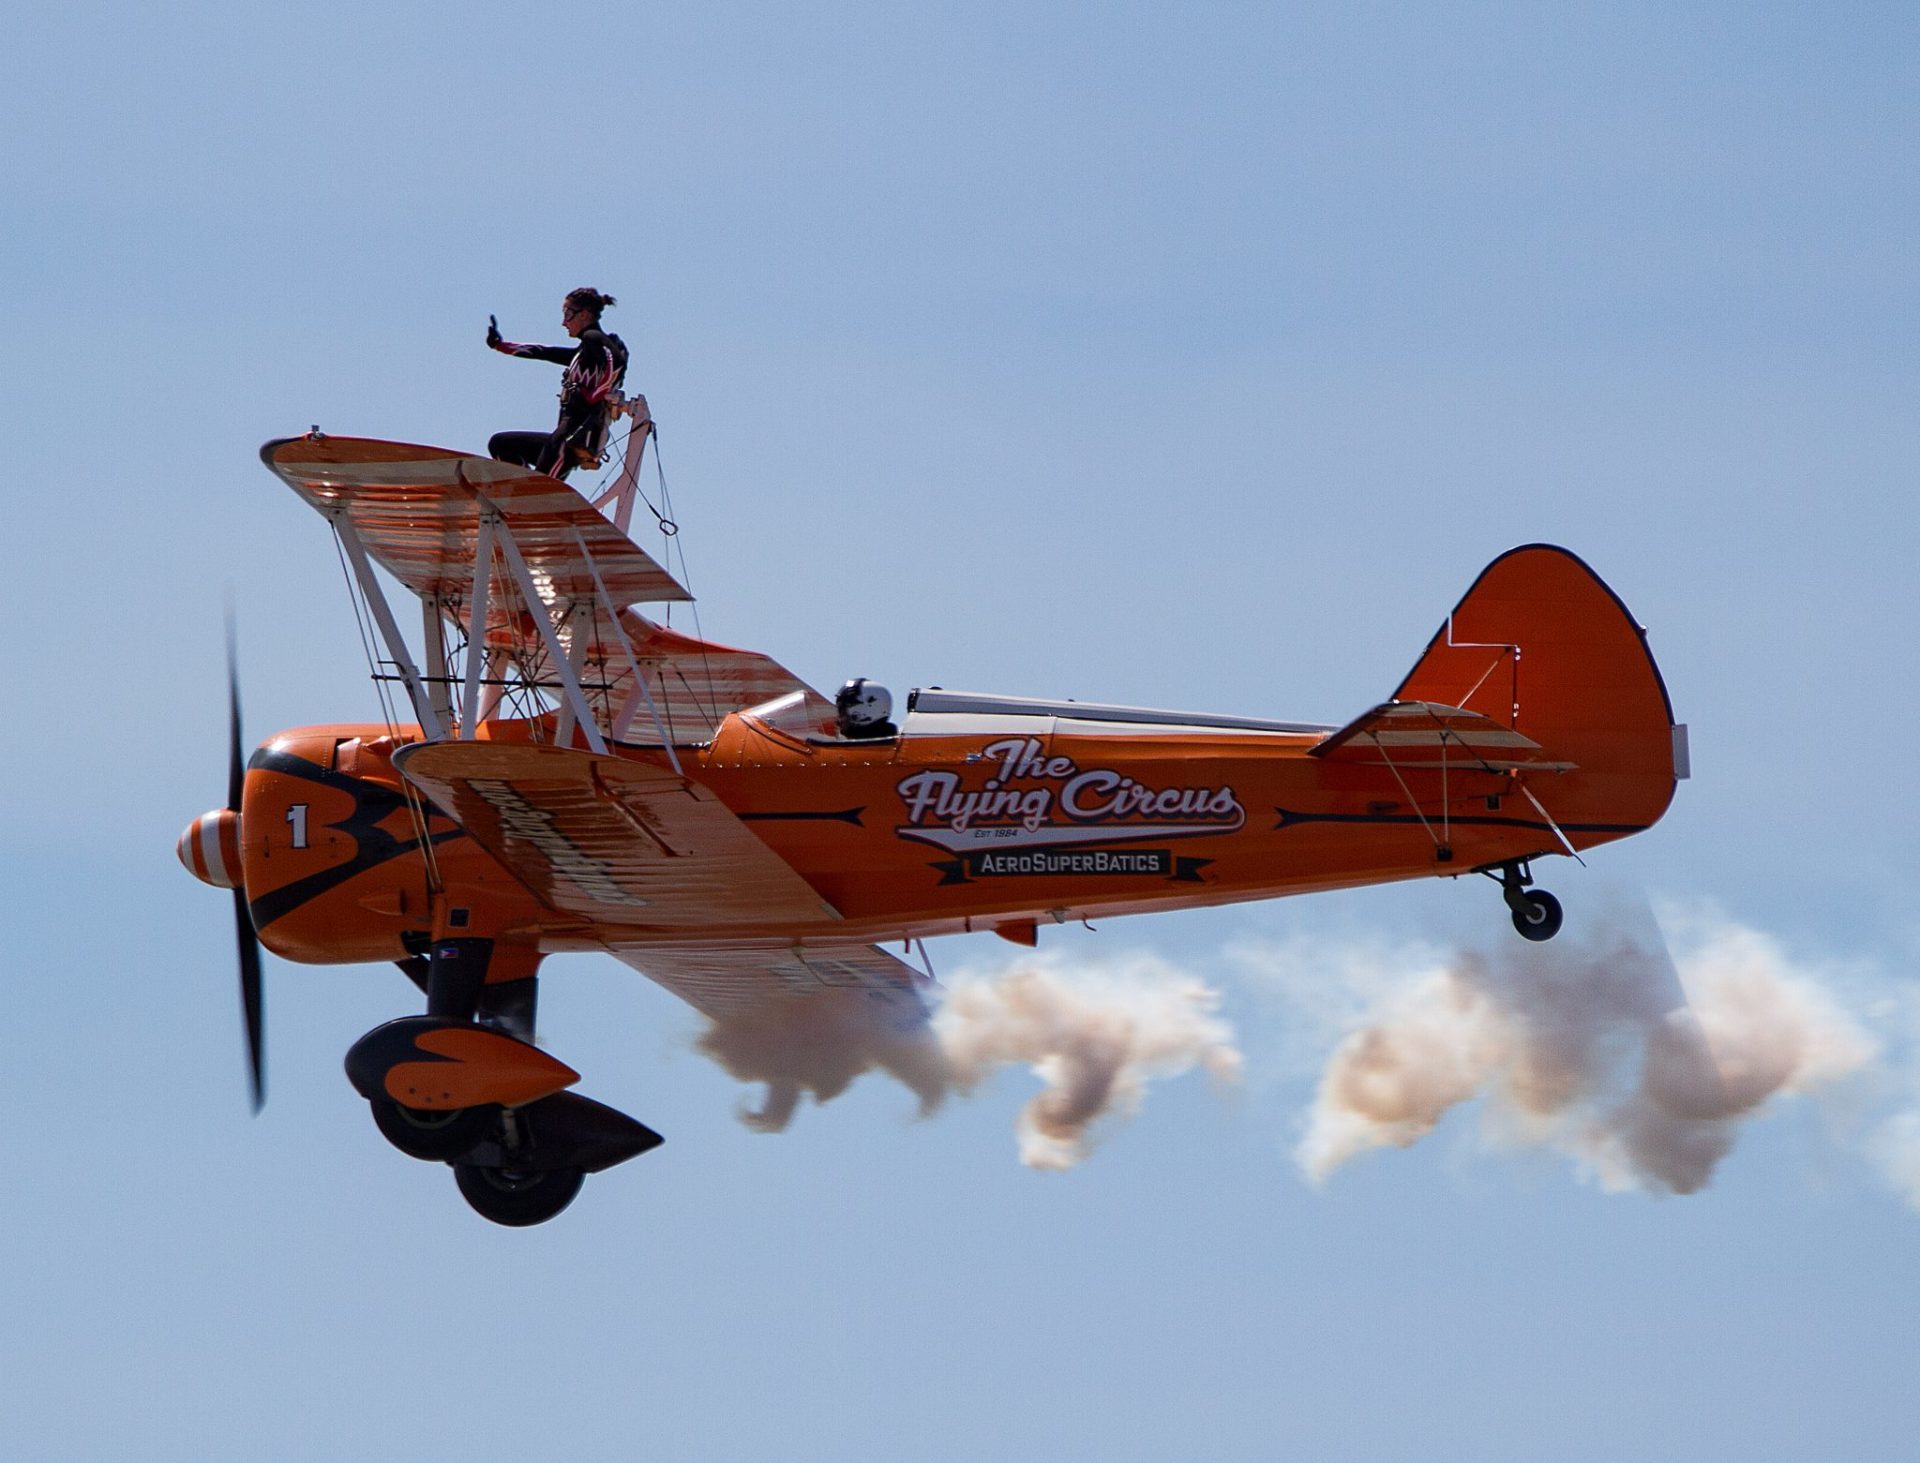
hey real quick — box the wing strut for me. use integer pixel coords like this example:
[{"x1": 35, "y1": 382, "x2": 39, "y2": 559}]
[
  {"x1": 459, "y1": 510, "x2": 497, "y2": 738},
  {"x1": 1516, "y1": 781, "x2": 1586, "y2": 865},
  {"x1": 421, "y1": 595, "x2": 454, "y2": 728},
  {"x1": 490, "y1": 501, "x2": 609, "y2": 754},
  {"x1": 553, "y1": 601, "x2": 595, "y2": 749},
  {"x1": 1366, "y1": 729, "x2": 1449, "y2": 856},
  {"x1": 570, "y1": 524, "x2": 683, "y2": 775},
  {"x1": 333, "y1": 511, "x2": 446, "y2": 739}
]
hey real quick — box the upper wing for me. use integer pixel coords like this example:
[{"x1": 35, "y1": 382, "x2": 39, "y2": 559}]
[
  {"x1": 1312, "y1": 700, "x2": 1577, "y2": 772},
  {"x1": 263, "y1": 435, "x2": 832, "y2": 739},
  {"x1": 393, "y1": 740, "x2": 840, "y2": 927},
  {"x1": 607, "y1": 940, "x2": 934, "y2": 1023},
  {"x1": 261, "y1": 434, "x2": 690, "y2": 605}
]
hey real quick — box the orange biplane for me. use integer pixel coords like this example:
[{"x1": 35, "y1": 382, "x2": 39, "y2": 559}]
[{"x1": 179, "y1": 428, "x2": 1686, "y2": 1225}]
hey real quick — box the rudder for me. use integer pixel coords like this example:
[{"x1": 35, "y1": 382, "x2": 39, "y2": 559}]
[{"x1": 1394, "y1": 545, "x2": 1682, "y2": 839}]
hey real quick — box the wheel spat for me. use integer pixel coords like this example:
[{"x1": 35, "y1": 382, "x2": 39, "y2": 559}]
[{"x1": 228, "y1": 613, "x2": 265, "y2": 1111}]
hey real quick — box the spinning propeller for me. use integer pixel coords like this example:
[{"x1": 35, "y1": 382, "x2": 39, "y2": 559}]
[
  {"x1": 179, "y1": 618, "x2": 266, "y2": 1110},
  {"x1": 228, "y1": 619, "x2": 265, "y2": 1111}
]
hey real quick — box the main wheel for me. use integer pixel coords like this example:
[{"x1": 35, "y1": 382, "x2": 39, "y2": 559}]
[
  {"x1": 1510, "y1": 888, "x2": 1564, "y2": 942},
  {"x1": 371, "y1": 1098, "x2": 498, "y2": 1161},
  {"x1": 453, "y1": 1161, "x2": 586, "y2": 1227}
]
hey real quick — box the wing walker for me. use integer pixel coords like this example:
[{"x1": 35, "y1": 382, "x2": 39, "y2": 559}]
[{"x1": 179, "y1": 411, "x2": 1688, "y2": 1225}]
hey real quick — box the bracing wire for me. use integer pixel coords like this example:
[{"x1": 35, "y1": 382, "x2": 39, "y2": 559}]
[
  {"x1": 332, "y1": 527, "x2": 400, "y2": 737},
  {"x1": 645, "y1": 429, "x2": 723, "y2": 729},
  {"x1": 331, "y1": 524, "x2": 443, "y2": 892}
]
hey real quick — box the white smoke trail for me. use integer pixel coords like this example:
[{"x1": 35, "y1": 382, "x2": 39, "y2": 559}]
[
  {"x1": 935, "y1": 953, "x2": 1243, "y2": 1169},
  {"x1": 1240, "y1": 903, "x2": 1885, "y2": 1195},
  {"x1": 695, "y1": 988, "x2": 950, "y2": 1133},
  {"x1": 696, "y1": 951, "x2": 1242, "y2": 1169},
  {"x1": 694, "y1": 901, "x2": 1919, "y2": 1204}
]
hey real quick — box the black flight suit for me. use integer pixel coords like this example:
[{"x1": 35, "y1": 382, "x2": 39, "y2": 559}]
[{"x1": 487, "y1": 325, "x2": 629, "y2": 480}]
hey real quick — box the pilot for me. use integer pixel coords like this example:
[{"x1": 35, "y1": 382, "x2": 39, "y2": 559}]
[
  {"x1": 486, "y1": 287, "x2": 629, "y2": 480},
  {"x1": 835, "y1": 679, "x2": 898, "y2": 740}
]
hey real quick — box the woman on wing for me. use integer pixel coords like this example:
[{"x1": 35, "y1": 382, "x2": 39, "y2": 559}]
[{"x1": 486, "y1": 287, "x2": 629, "y2": 480}]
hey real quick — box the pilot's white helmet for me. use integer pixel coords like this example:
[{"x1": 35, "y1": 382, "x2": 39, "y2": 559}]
[{"x1": 835, "y1": 678, "x2": 893, "y2": 731}]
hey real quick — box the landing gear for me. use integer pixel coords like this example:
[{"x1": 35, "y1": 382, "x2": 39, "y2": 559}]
[
  {"x1": 448, "y1": 1094, "x2": 663, "y2": 1227},
  {"x1": 453, "y1": 1160, "x2": 585, "y2": 1227},
  {"x1": 1487, "y1": 860, "x2": 1564, "y2": 942},
  {"x1": 347, "y1": 938, "x2": 665, "y2": 1225},
  {"x1": 1508, "y1": 887, "x2": 1563, "y2": 942},
  {"x1": 370, "y1": 1096, "x2": 499, "y2": 1161}
]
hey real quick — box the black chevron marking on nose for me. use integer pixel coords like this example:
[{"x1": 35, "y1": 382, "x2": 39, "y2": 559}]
[{"x1": 244, "y1": 748, "x2": 465, "y2": 929}]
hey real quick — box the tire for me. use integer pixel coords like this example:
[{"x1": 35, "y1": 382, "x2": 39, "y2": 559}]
[
  {"x1": 453, "y1": 1161, "x2": 586, "y2": 1227},
  {"x1": 1510, "y1": 888, "x2": 1564, "y2": 942},
  {"x1": 371, "y1": 1098, "x2": 499, "y2": 1162}
]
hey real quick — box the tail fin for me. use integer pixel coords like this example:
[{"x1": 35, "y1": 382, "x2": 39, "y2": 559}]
[{"x1": 1392, "y1": 544, "x2": 1684, "y2": 840}]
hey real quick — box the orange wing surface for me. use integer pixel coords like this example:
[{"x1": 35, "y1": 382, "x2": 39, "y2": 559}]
[{"x1": 393, "y1": 741, "x2": 840, "y2": 928}]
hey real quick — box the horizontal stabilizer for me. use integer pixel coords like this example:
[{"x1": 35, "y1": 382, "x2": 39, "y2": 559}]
[
  {"x1": 1313, "y1": 700, "x2": 1576, "y2": 772},
  {"x1": 393, "y1": 741, "x2": 839, "y2": 927}
]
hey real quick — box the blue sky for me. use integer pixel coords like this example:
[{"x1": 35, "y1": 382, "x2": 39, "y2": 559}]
[{"x1": 4, "y1": 4, "x2": 1918, "y2": 1459}]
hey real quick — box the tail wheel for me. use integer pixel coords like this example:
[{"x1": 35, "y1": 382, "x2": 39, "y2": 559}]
[
  {"x1": 371, "y1": 1098, "x2": 499, "y2": 1162},
  {"x1": 453, "y1": 1161, "x2": 586, "y2": 1227},
  {"x1": 1510, "y1": 888, "x2": 1564, "y2": 942}
]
